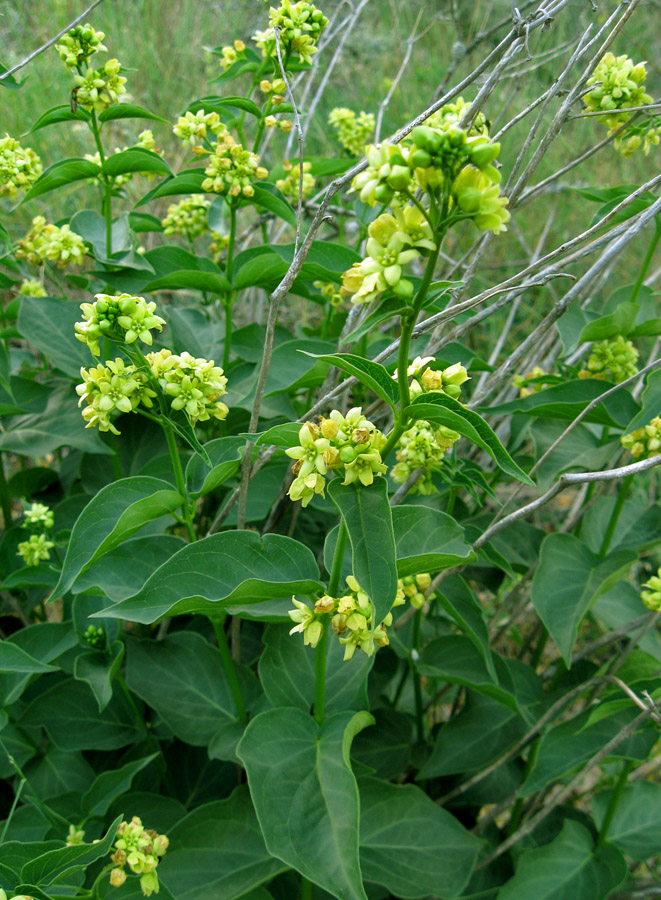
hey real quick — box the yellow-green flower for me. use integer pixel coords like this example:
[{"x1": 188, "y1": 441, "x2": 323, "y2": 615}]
[
  {"x1": 109, "y1": 817, "x2": 168, "y2": 898},
  {"x1": 202, "y1": 133, "x2": 268, "y2": 197},
  {"x1": 162, "y1": 195, "x2": 210, "y2": 240},
  {"x1": 17, "y1": 533, "x2": 54, "y2": 567},
  {"x1": 0, "y1": 135, "x2": 42, "y2": 197},
  {"x1": 73, "y1": 58, "x2": 127, "y2": 112},
  {"x1": 329, "y1": 107, "x2": 375, "y2": 156},
  {"x1": 55, "y1": 23, "x2": 106, "y2": 69},
  {"x1": 75, "y1": 294, "x2": 166, "y2": 356},
  {"x1": 621, "y1": 414, "x2": 661, "y2": 459},
  {"x1": 452, "y1": 165, "x2": 510, "y2": 233}
]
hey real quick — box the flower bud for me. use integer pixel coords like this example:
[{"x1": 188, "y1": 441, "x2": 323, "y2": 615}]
[{"x1": 320, "y1": 417, "x2": 339, "y2": 439}]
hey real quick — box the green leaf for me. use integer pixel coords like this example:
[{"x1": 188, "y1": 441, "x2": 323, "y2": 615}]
[
  {"x1": 592, "y1": 781, "x2": 661, "y2": 860},
  {"x1": 98, "y1": 103, "x2": 168, "y2": 123},
  {"x1": 135, "y1": 168, "x2": 205, "y2": 206},
  {"x1": 391, "y1": 505, "x2": 475, "y2": 575},
  {"x1": 102, "y1": 148, "x2": 172, "y2": 178},
  {"x1": 309, "y1": 353, "x2": 399, "y2": 409},
  {"x1": 0, "y1": 623, "x2": 77, "y2": 706},
  {"x1": 496, "y1": 820, "x2": 626, "y2": 900},
  {"x1": 82, "y1": 755, "x2": 157, "y2": 819},
  {"x1": 436, "y1": 576, "x2": 497, "y2": 681},
  {"x1": 258, "y1": 623, "x2": 373, "y2": 713},
  {"x1": 624, "y1": 367, "x2": 661, "y2": 434},
  {"x1": 246, "y1": 182, "x2": 296, "y2": 227},
  {"x1": 629, "y1": 316, "x2": 661, "y2": 338},
  {"x1": 328, "y1": 479, "x2": 398, "y2": 625},
  {"x1": 29, "y1": 104, "x2": 88, "y2": 132},
  {"x1": 271, "y1": 241, "x2": 361, "y2": 283},
  {"x1": 69, "y1": 209, "x2": 137, "y2": 263},
  {"x1": 407, "y1": 394, "x2": 533, "y2": 484},
  {"x1": 189, "y1": 94, "x2": 262, "y2": 118},
  {"x1": 579, "y1": 302, "x2": 640, "y2": 341},
  {"x1": 531, "y1": 533, "x2": 636, "y2": 665},
  {"x1": 0, "y1": 642, "x2": 56, "y2": 675},
  {"x1": 358, "y1": 777, "x2": 482, "y2": 899},
  {"x1": 237, "y1": 708, "x2": 373, "y2": 900},
  {"x1": 101, "y1": 531, "x2": 323, "y2": 624},
  {"x1": 73, "y1": 641, "x2": 125, "y2": 712},
  {"x1": 17, "y1": 296, "x2": 91, "y2": 377},
  {"x1": 126, "y1": 632, "x2": 247, "y2": 747},
  {"x1": 342, "y1": 296, "x2": 408, "y2": 344},
  {"x1": 22, "y1": 158, "x2": 101, "y2": 201},
  {"x1": 159, "y1": 786, "x2": 285, "y2": 900},
  {"x1": 185, "y1": 436, "x2": 244, "y2": 498},
  {"x1": 232, "y1": 247, "x2": 289, "y2": 291},
  {"x1": 351, "y1": 709, "x2": 412, "y2": 779},
  {"x1": 54, "y1": 476, "x2": 183, "y2": 596},
  {"x1": 20, "y1": 816, "x2": 121, "y2": 885},
  {"x1": 143, "y1": 269, "x2": 230, "y2": 294},
  {"x1": 250, "y1": 422, "x2": 301, "y2": 448}
]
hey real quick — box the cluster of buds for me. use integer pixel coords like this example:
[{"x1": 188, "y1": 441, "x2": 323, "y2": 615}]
[
  {"x1": 341, "y1": 209, "x2": 435, "y2": 305},
  {"x1": 17, "y1": 503, "x2": 56, "y2": 567},
  {"x1": 621, "y1": 415, "x2": 661, "y2": 459},
  {"x1": 209, "y1": 230, "x2": 230, "y2": 261},
  {"x1": 391, "y1": 420, "x2": 460, "y2": 494},
  {"x1": 314, "y1": 279, "x2": 343, "y2": 307},
  {"x1": 73, "y1": 58, "x2": 127, "y2": 112},
  {"x1": 616, "y1": 122, "x2": 661, "y2": 157},
  {"x1": 399, "y1": 572, "x2": 433, "y2": 609},
  {"x1": 66, "y1": 824, "x2": 86, "y2": 845},
  {"x1": 218, "y1": 39, "x2": 246, "y2": 70},
  {"x1": 0, "y1": 135, "x2": 42, "y2": 197},
  {"x1": 19, "y1": 278, "x2": 46, "y2": 297},
  {"x1": 513, "y1": 366, "x2": 547, "y2": 398},
  {"x1": 451, "y1": 164, "x2": 510, "y2": 234},
  {"x1": 109, "y1": 816, "x2": 169, "y2": 897},
  {"x1": 286, "y1": 408, "x2": 387, "y2": 507},
  {"x1": 23, "y1": 502, "x2": 54, "y2": 529},
  {"x1": 260, "y1": 77, "x2": 287, "y2": 105},
  {"x1": 147, "y1": 349, "x2": 229, "y2": 423},
  {"x1": 276, "y1": 160, "x2": 315, "y2": 199},
  {"x1": 173, "y1": 109, "x2": 227, "y2": 150},
  {"x1": 351, "y1": 142, "x2": 412, "y2": 206},
  {"x1": 75, "y1": 293, "x2": 166, "y2": 357},
  {"x1": 76, "y1": 358, "x2": 156, "y2": 434},
  {"x1": 328, "y1": 107, "x2": 375, "y2": 156},
  {"x1": 84, "y1": 624, "x2": 106, "y2": 649},
  {"x1": 425, "y1": 97, "x2": 489, "y2": 137},
  {"x1": 55, "y1": 23, "x2": 106, "y2": 69},
  {"x1": 85, "y1": 131, "x2": 162, "y2": 187},
  {"x1": 394, "y1": 355, "x2": 469, "y2": 400},
  {"x1": 641, "y1": 569, "x2": 661, "y2": 611},
  {"x1": 585, "y1": 53, "x2": 653, "y2": 131},
  {"x1": 254, "y1": 1, "x2": 329, "y2": 66},
  {"x1": 264, "y1": 115, "x2": 293, "y2": 132},
  {"x1": 162, "y1": 195, "x2": 210, "y2": 240},
  {"x1": 201, "y1": 133, "x2": 268, "y2": 198},
  {"x1": 16, "y1": 217, "x2": 87, "y2": 269},
  {"x1": 579, "y1": 335, "x2": 638, "y2": 383}
]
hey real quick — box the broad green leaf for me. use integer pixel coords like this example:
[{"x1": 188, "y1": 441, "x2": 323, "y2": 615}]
[
  {"x1": 17, "y1": 296, "x2": 91, "y2": 377},
  {"x1": 20, "y1": 816, "x2": 121, "y2": 885},
  {"x1": 407, "y1": 393, "x2": 533, "y2": 484},
  {"x1": 0, "y1": 623, "x2": 77, "y2": 706},
  {"x1": 522, "y1": 705, "x2": 656, "y2": 795},
  {"x1": 579, "y1": 302, "x2": 639, "y2": 341},
  {"x1": 29, "y1": 104, "x2": 88, "y2": 132},
  {"x1": 593, "y1": 581, "x2": 661, "y2": 661},
  {"x1": 0, "y1": 642, "x2": 56, "y2": 675},
  {"x1": 258, "y1": 623, "x2": 373, "y2": 713},
  {"x1": 629, "y1": 316, "x2": 661, "y2": 338},
  {"x1": 101, "y1": 531, "x2": 323, "y2": 624},
  {"x1": 358, "y1": 777, "x2": 482, "y2": 899},
  {"x1": 22, "y1": 158, "x2": 101, "y2": 201},
  {"x1": 251, "y1": 422, "x2": 301, "y2": 448},
  {"x1": 232, "y1": 247, "x2": 289, "y2": 290},
  {"x1": 73, "y1": 641, "x2": 125, "y2": 711},
  {"x1": 328, "y1": 478, "x2": 398, "y2": 625},
  {"x1": 71, "y1": 535, "x2": 186, "y2": 602},
  {"x1": 418, "y1": 636, "x2": 520, "y2": 714},
  {"x1": 624, "y1": 367, "x2": 661, "y2": 434},
  {"x1": 531, "y1": 533, "x2": 636, "y2": 665},
  {"x1": 21, "y1": 678, "x2": 142, "y2": 750},
  {"x1": 69, "y1": 209, "x2": 138, "y2": 263},
  {"x1": 237, "y1": 707, "x2": 373, "y2": 900},
  {"x1": 391, "y1": 505, "x2": 475, "y2": 575},
  {"x1": 0, "y1": 840, "x2": 61, "y2": 880},
  {"x1": 485, "y1": 379, "x2": 638, "y2": 429},
  {"x1": 189, "y1": 94, "x2": 262, "y2": 118},
  {"x1": 310, "y1": 352, "x2": 399, "y2": 408},
  {"x1": 126, "y1": 632, "x2": 247, "y2": 747},
  {"x1": 136, "y1": 168, "x2": 205, "y2": 206},
  {"x1": 159, "y1": 786, "x2": 285, "y2": 900},
  {"x1": 352, "y1": 709, "x2": 412, "y2": 779},
  {"x1": 167, "y1": 306, "x2": 223, "y2": 359},
  {"x1": 496, "y1": 820, "x2": 626, "y2": 900},
  {"x1": 592, "y1": 781, "x2": 661, "y2": 860},
  {"x1": 98, "y1": 103, "x2": 168, "y2": 123},
  {"x1": 82, "y1": 755, "x2": 157, "y2": 819},
  {"x1": 102, "y1": 148, "x2": 172, "y2": 178},
  {"x1": 24, "y1": 746, "x2": 94, "y2": 801},
  {"x1": 271, "y1": 241, "x2": 361, "y2": 283},
  {"x1": 185, "y1": 436, "x2": 244, "y2": 498},
  {"x1": 143, "y1": 269, "x2": 230, "y2": 294},
  {"x1": 436, "y1": 576, "x2": 497, "y2": 681},
  {"x1": 247, "y1": 182, "x2": 296, "y2": 227},
  {"x1": 54, "y1": 476, "x2": 183, "y2": 596}
]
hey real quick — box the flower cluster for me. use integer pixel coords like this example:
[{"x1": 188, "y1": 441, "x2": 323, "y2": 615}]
[
  {"x1": 172, "y1": 109, "x2": 226, "y2": 150},
  {"x1": 16, "y1": 217, "x2": 87, "y2": 269},
  {"x1": 0, "y1": 135, "x2": 42, "y2": 197},
  {"x1": 209, "y1": 230, "x2": 230, "y2": 261},
  {"x1": 148, "y1": 349, "x2": 229, "y2": 423},
  {"x1": 254, "y1": 0, "x2": 329, "y2": 66},
  {"x1": 579, "y1": 335, "x2": 638, "y2": 383},
  {"x1": 399, "y1": 572, "x2": 433, "y2": 610},
  {"x1": 23, "y1": 502, "x2": 54, "y2": 529},
  {"x1": 641, "y1": 569, "x2": 661, "y2": 611},
  {"x1": 513, "y1": 366, "x2": 547, "y2": 398},
  {"x1": 162, "y1": 195, "x2": 210, "y2": 240},
  {"x1": 391, "y1": 420, "x2": 460, "y2": 494},
  {"x1": 84, "y1": 624, "x2": 106, "y2": 649},
  {"x1": 314, "y1": 279, "x2": 343, "y2": 307},
  {"x1": 75, "y1": 294, "x2": 166, "y2": 357},
  {"x1": 73, "y1": 58, "x2": 127, "y2": 112},
  {"x1": 218, "y1": 38, "x2": 246, "y2": 70},
  {"x1": 19, "y1": 278, "x2": 46, "y2": 296},
  {"x1": 286, "y1": 409, "x2": 387, "y2": 506},
  {"x1": 328, "y1": 107, "x2": 375, "y2": 156},
  {"x1": 55, "y1": 23, "x2": 106, "y2": 69},
  {"x1": 76, "y1": 358, "x2": 156, "y2": 434},
  {"x1": 621, "y1": 415, "x2": 661, "y2": 459},
  {"x1": 260, "y1": 78, "x2": 287, "y2": 106},
  {"x1": 17, "y1": 503, "x2": 56, "y2": 567},
  {"x1": 276, "y1": 160, "x2": 315, "y2": 199},
  {"x1": 202, "y1": 132, "x2": 268, "y2": 198},
  {"x1": 66, "y1": 824, "x2": 86, "y2": 846},
  {"x1": 109, "y1": 816, "x2": 169, "y2": 897},
  {"x1": 394, "y1": 355, "x2": 469, "y2": 400}
]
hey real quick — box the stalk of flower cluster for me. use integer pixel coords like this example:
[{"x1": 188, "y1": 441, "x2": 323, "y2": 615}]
[
  {"x1": 222, "y1": 204, "x2": 238, "y2": 371},
  {"x1": 314, "y1": 521, "x2": 347, "y2": 724},
  {"x1": 87, "y1": 108, "x2": 113, "y2": 256}
]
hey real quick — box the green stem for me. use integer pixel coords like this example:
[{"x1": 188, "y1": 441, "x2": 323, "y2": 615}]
[
  {"x1": 507, "y1": 737, "x2": 540, "y2": 836},
  {"x1": 314, "y1": 521, "x2": 348, "y2": 724},
  {"x1": 162, "y1": 420, "x2": 196, "y2": 542},
  {"x1": 630, "y1": 219, "x2": 661, "y2": 305},
  {"x1": 599, "y1": 473, "x2": 634, "y2": 557},
  {"x1": 223, "y1": 298, "x2": 233, "y2": 372},
  {"x1": 300, "y1": 877, "x2": 312, "y2": 900},
  {"x1": 328, "y1": 520, "x2": 348, "y2": 596},
  {"x1": 222, "y1": 204, "x2": 238, "y2": 371},
  {"x1": 411, "y1": 609, "x2": 424, "y2": 742},
  {"x1": 89, "y1": 110, "x2": 113, "y2": 257},
  {"x1": 211, "y1": 616, "x2": 247, "y2": 723},
  {"x1": 0, "y1": 452, "x2": 12, "y2": 529},
  {"x1": 530, "y1": 625, "x2": 549, "y2": 669},
  {"x1": 597, "y1": 759, "x2": 635, "y2": 846},
  {"x1": 0, "y1": 777, "x2": 25, "y2": 843}
]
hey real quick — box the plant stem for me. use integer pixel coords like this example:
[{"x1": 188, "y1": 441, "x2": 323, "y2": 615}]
[
  {"x1": 597, "y1": 758, "x2": 634, "y2": 846},
  {"x1": 300, "y1": 877, "x2": 312, "y2": 900},
  {"x1": 630, "y1": 219, "x2": 661, "y2": 305},
  {"x1": 314, "y1": 521, "x2": 348, "y2": 725},
  {"x1": 599, "y1": 472, "x2": 633, "y2": 557},
  {"x1": 89, "y1": 109, "x2": 113, "y2": 257},
  {"x1": 411, "y1": 609, "x2": 424, "y2": 742},
  {"x1": 328, "y1": 520, "x2": 348, "y2": 596},
  {"x1": 223, "y1": 297, "x2": 233, "y2": 372},
  {"x1": 530, "y1": 624, "x2": 549, "y2": 669},
  {"x1": 222, "y1": 204, "x2": 237, "y2": 371},
  {"x1": 0, "y1": 777, "x2": 25, "y2": 842},
  {"x1": 162, "y1": 420, "x2": 196, "y2": 542},
  {"x1": 211, "y1": 616, "x2": 247, "y2": 723},
  {"x1": 0, "y1": 452, "x2": 12, "y2": 528}
]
